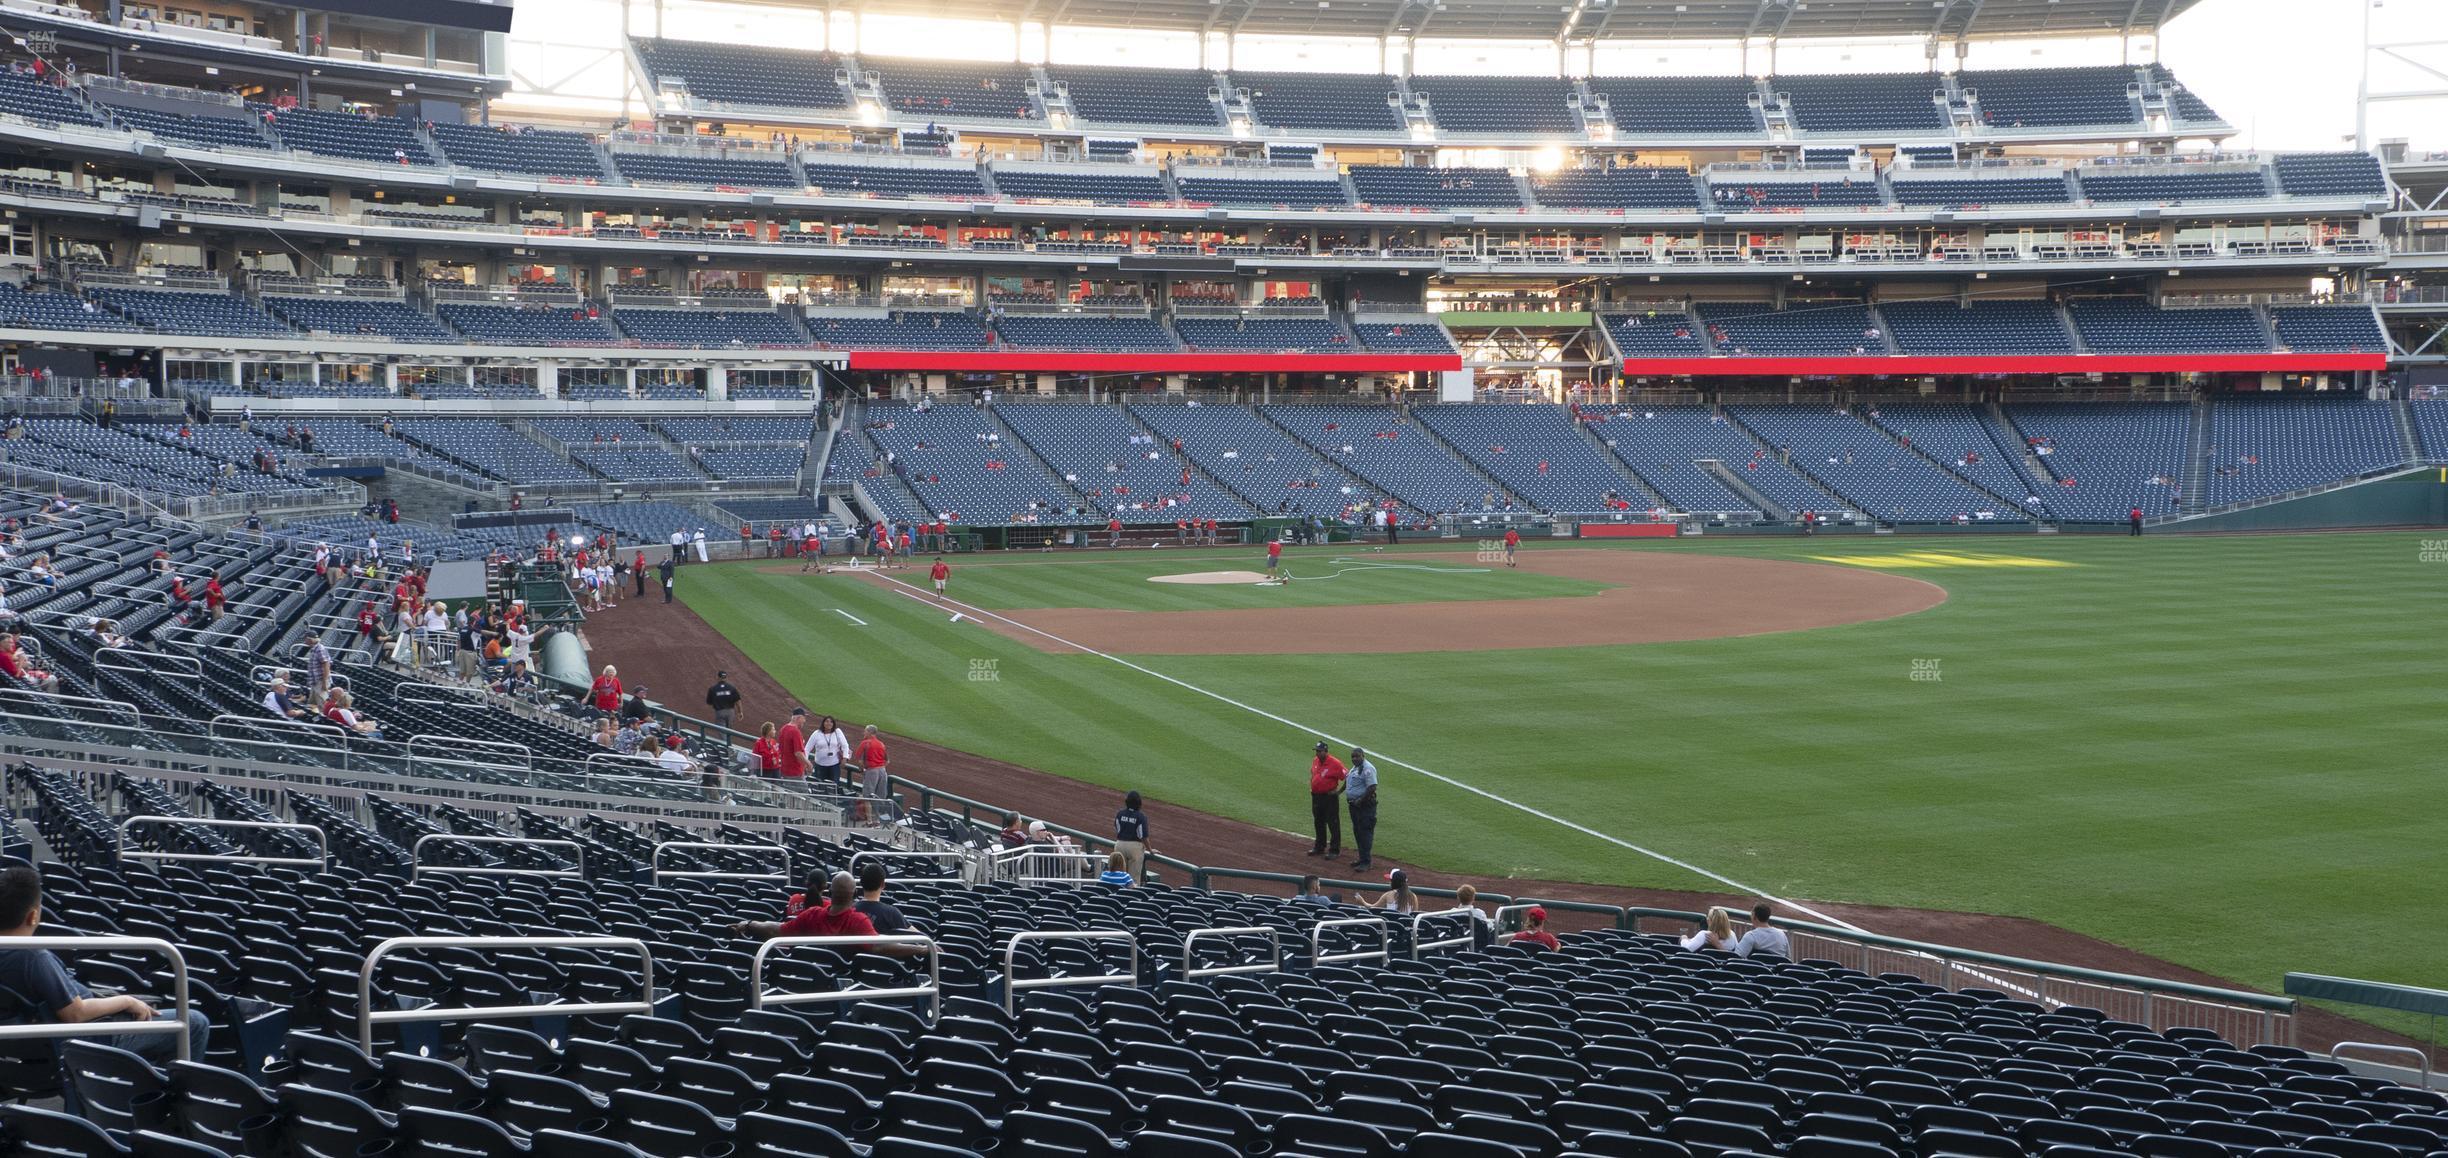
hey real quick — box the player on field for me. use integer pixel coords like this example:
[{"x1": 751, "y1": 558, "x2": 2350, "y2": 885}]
[
  {"x1": 930, "y1": 557, "x2": 950, "y2": 599},
  {"x1": 1502, "y1": 527, "x2": 1520, "y2": 568}
]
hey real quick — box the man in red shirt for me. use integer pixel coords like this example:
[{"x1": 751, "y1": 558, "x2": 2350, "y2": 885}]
[
  {"x1": 856, "y1": 725, "x2": 889, "y2": 799},
  {"x1": 768, "y1": 526, "x2": 785, "y2": 557},
  {"x1": 1502, "y1": 527, "x2": 1521, "y2": 569},
  {"x1": 800, "y1": 529, "x2": 822, "y2": 572},
  {"x1": 1307, "y1": 740, "x2": 1346, "y2": 860},
  {"x1": 1107, "y1": 517, "x2": 1122, "y2": 549},
  {"x1": 929, "y1": 557, "x2": 950, "y2": 599},
  {"x1": 591, "y1": 666, "x2": 623, "y2": 717},
  {"x1": 1202, "y1": 518, "x2": 1217, "y2": 546},
  {"x1": 777, "y1": 709, "x2": 809, "y2": 779},
  {"x1": 730, "y1": 871, "x2": 876, "y2": 942},
  {"x1": 1266, "y1": 538, "x2": 1283, "y2": 580},
  {"x1": 2129, "y1": 507, "x2": 2143, "y2": 537},
  {"x1": 202, "y1": 574, "x2": 226, "y2": 621},
  {"x1": 1509, "y1": 906, "x2": 1561, "y2": 952}
]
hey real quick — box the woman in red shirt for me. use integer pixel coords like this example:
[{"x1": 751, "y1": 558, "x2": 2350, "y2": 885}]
[
  {"x1": 591, "y1": 666, "x2": 623, "y2": 716},
  {"x1": 751, "y1": 723, "x2": 785, "y2": 778}
]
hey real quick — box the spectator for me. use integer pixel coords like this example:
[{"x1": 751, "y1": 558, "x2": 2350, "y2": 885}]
[
  {"x1": 1376, "y1": 868, "x2": 1418, "y2": 914},
  {"x1": 1344, "y1": 746, "x2": 1379, "y2": 872},
  {"x1": 1681, "y1": 906, "x2": 1741, "y2": 953},
  {"x1": 997, "y1": 813, "x2": 1027, "y2": 849},
  {"x1": 659, "y1": 555, "x2": 676, "y2": 603},
  {"x1": 1113, "y1": 790, "x2": 1150, "y2": 881},
  {"x1": 1509, "y1": 906, "x2": 1561, "y2": 952},
  {"x1": 751, "y1": 722, "x2": 785, "y2": 777},
  {"x1": 704, "y1": 672, "x2": 741, "y2": 729},
  {"x1": 620, "y1": 685, "x2": 652, "y2": 728},
  {"x1": 1442, "y1": 884, "x2": 1495, "y2": 950},
  {"x1": 1097, "y1": 852, "x2": 1134, "y2": 887},
  {"x1": 855, "y1": 725, "x2": 889, "y2": 798},
  {"x1": 0, "y1": 866, "x2": 210, "y2": 1103},
  {"x1": 261, "y1": 677, "x2": 306, "y2": 719},
  {"x1": 804, "y1": 715, "x2": 849, "y2": 788},
  {"x1": 590, "y1": 665, "x2": 623, "y2": 717},
  {"x1": 655, "y1": 733, "x2": 695, "y2": 780},
  {"x1": 611, "y1": 717, "x2": 645, "y2": 755},
  {"x1": 730, "y1": 871, "x2": 874, "y2": 941},
  {"x1": 321, "y1": 689, "x2": 381, "y2": 739},
  {"x1": 1290, "y1": 874, "x2": 1333, "y2": 904},
  {"x1": 1734, "y1": 902, "x2": 1790, "y2": 959},
  {"x1": 0, "y1": 634, "x2": 59, "y2": 693},
  {"x1": 1306, "y1": 741, "x2": 1345, "y2": 860},
  {"x1": 592, "y1": 716, "x2": 621, "y2": 750},
  {"x1": 777, "y1": 708, "x2": 809, "y2": 780},
  {"x1": 306, "y1": 638, "x2": 333, "y2": 701},
  {"x1": 88, "y1": 618, "x2": 127, "y2": 650}
]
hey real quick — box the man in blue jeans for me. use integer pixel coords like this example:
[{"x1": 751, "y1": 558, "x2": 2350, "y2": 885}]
[
  {"x1": 0, "y1": 866, "x2": 209, "y2": 1113},
  {"x1": 1344, "y1": 746, "x2": 1380, "y2": 872}
]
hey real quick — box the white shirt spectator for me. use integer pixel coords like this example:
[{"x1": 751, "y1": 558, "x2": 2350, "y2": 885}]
[
  {"x1": 506, "y1": 625, "x2": 536, "y2": 665},
  {"x1": 656, "y1": 746, "x2": 694, "y2": 776},
  {"x1": 1735, "y1": 925, "x2": 1791, "y2": 959},
  {"x1": 803, "y1": 726, "x2": 851, "y2": 769}
]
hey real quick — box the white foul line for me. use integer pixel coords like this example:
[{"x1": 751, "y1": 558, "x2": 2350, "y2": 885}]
[
  {"x1": 833, "y1": 609, "x2": 868, "y2": 626},
  {"x1": 863, "y1": 570, "x2": 1861, "y2": 932}
]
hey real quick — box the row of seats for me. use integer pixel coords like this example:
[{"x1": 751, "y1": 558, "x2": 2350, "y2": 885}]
[{"x1": 1601, "y1": 302, "x2": 2378, "y2": 360}]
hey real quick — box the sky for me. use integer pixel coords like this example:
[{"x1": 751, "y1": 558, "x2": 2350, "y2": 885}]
[{"x1": 502, "y1": 0, "x2": 2445, "y2": 150}]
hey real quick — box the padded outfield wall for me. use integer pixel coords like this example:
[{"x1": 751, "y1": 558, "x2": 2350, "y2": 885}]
[{"x1": 2154, "y1": 469, "x2": 2448, "y2": 533}]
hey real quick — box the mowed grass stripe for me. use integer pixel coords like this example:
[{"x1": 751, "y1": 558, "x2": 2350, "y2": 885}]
[{"x1": 684, "y1": 533, "x2": 2448, "y2": 1001}]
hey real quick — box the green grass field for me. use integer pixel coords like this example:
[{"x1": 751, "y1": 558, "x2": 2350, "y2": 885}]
[
  {"x1": 682, "y1": 533, "x2": 2448, "y2": 1003},
  {"x1": 903, "y1": 551, "x2": 1611, "y2": 610}
]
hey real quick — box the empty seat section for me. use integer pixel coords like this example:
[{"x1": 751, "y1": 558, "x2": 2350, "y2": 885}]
[
  {"x1": 1232, "y1": 70, "x2": 1404, "y2": 133},
  {"x1": 866, "y1": 403, "x2": 1085, "y2": 523},
  {"x1": 1348, "y1": 166, "x2": 1521, "y2": 209},
  {"x1": 1890, "y1": 175, "x2": 2072, "y2": 207},
  {"x1": 992, "y1": 315, "x2": 1178, "y2": 351},
  {"x1": 1877, "y1": 300, "x2": 2073, "y2": 355},
  {"x1": 805, "y1": 311, "x2": 991, "y2": 349},
  {"x1": 992, "y1": 169, "x2": 1169, "y2": 203},
  {"x1": 1351, "y1": 321, "x2": 1457, "y2": 354},
  {"x1": 2067, "y1": 299, "x2": 2270, "y2": 353},
  {"x1": 1263, "y1": 405, "x2": 1490, "y2": 514},
  {"x1": 1706, "y1": 177, "x2": 1884, "y2": 209},
  {"x1": 1585, "y1": 407, "x2": 1781, "y2": 514},
  {"x1": 2141, "y1": 63, "x2": 2226, "y2": 123},
  {"x1": 994, "y1": 404, "x2": 1256, "y2": 523},
  {"x1": 2004, "y1": 402, "x2": 2191, "y2": 519},
  {"x1": 1695, "y1": 302, "x2": 1886, "y2": 356},
  {"x1": 1866, "y1": 402, "x2": 2046, "y2": 502},
  {"x1": 1732, "y1": 405, "x2": 2022, "y2": 522},
  {"x1": 868, "y1": 56, "x2": 1040, "y2": 120},
  {"x1": 2269, "y1": 306, "x2": 2387, "y2": 352},
  {"x1": 263, "y1": 296, "x2": 457, "y2": 342},
  {"x1": 0, "y1": 70, "x2": 105, "y2": 126},
  {"x1": 803, "y1": 161, "x2": 987, "y2": 199},
  {"x1": 1586, "y1": 75, "x2": 1762, "y2": 135},
  {"x1": 2203, "y1": 398, "x2": 2408, "y2": 506},
  {"x1": 101, "y1": 101, "x2": 270, "y2": 148},
  {"x1": 633, "y1": 39, "x2": 851, "y2": 109},
  {"x1": 1049, "y1": 64, "x2": 1221, "y2": 127},
  {"x1": 430, "y1": 123, "x2": 609, "y2": 179},
  {"x1": 614, "y1": 308, "x2": 806, "y2": 347},
  {"x1": 395, "y1": 420, "x2": 600, "y2": 485},
  {"x1": 2077, "y1": 167, "x2": 2271, "y2": 203},
  {"x1": 2412, "y1": 401, "x2": 2448, "y2": 462},
  {"x1": 0, "y1": 284, "x2": 147, "y2": 332},
  {"x1": 1531, "y1": 167, "x2": 1700, "y2": 210},
  {"x1": 1176, "y1": 174, "x2": 1350, "y2": 208},
  {"x1": 433, "y1": 303, "x2": 621, "y2": 345},
  {"x1": 1772, "y1": 72, "x2": 1948, "y2": 133},
  {"x1": 1604, "y1": 311, "x2": 1711, "y2": 358},
  {"x1": 612, "y1": 152, "x2": 800, "y2": 188},
  {"x1": 90, "y1": 289, "x2": 294, "y2": 337},
  {"x1": 1412, "y1": 404, "x2": 1642, "y2": 513},
  {"x1": 1411, "y1": 75, "x2": 1580, "y2": 134},
  {"x1": 2273, "y1": 152, "x2": 2388, "y2": 197},
  {"x1": 259, "y1": 105, "x2": 434, "y2": 163},
  {"x1": 1959, "y1": 66, "x2": 2141, "y2": 128},
  {"x1": 1133, "y1": 403, "x2": 1381, "y2": 515},
  {"x1": 1172, "y1": 317, "x2": 1349, "y2": 352}
]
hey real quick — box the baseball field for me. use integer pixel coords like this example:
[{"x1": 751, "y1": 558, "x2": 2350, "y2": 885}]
[{"x1": 671, "y1": 531, "x2": 2447, "y2": 1013}]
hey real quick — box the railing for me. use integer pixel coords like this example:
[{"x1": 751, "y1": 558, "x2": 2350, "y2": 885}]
[
  {"x1": 407, "y1": 733, "x2": 533, "y2": 772},
  {"x1": 0, "y1": 937, "x2": 192, "y2": 1061},
  {"x1": 1181, "y1": 926, "x2": 1283, "y2": 979},
  {"x1": 1308, "y1": 917, "x2": 1390, "y2": 965},
  {"x1": 751, "y1": 935, "x2": 941, "y2": 1019},
  {"x1": 849, "y1": 848, "x2": 973, "y2": 882},
  {"x1": 409, "y1": 833, "x2": 585, "y2": 880},
  {"x1": 115, "y1": 816, "x2": 327, "y2": 868},
  {"x1": 1002, "y1": 930, "x2": 1138, "y2": 1015},
  {"x1": 651, "y1": 840, "x2": 790, "y2": 884},
  {"x1": 989, "y1": 844, "x2": 1103, "y2": 884},
  {"x1": 1410, "y1": 909, "x2": 1481, "y2": 959},
  {"x1": 358, "y1": 936, "x2": 653, "y2": 1054}
]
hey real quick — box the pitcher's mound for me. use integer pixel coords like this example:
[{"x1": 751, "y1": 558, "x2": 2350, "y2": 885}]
[{"x1": 1150, "y1": 570, "x2": 1274, "y2": 585}]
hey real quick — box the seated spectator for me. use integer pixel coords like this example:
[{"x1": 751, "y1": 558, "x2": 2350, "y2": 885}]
[
  {"x1": 1291, "y1": 874, "x2": 1334, "y2": 904},
  {"x1": 592, "y1": 716, "x2": 620, "y2": 750},
  {"x1": 0, "y1": 866, "x2": 209, "y2": 1101},
  {"x1": 612, "y1": 717, "x2": 647, "y2": 755},
  {"x1": 1377, "y1": 868, "x2": 1419, "y2": 914},
  {"x1": 998, "y1": 813, "x2": 1027, "y2": 849},
  {"x1": 494, "y1": 660, "x2": 534, "y2": 697},
  {"x1": 1097, "y1": 852, "x2": 1134, "y2": 887},
  {"x1": 0, "y1": 633, "x2": 58, "y2": 693},
  {"x1": 730, "y1": 871, "x2": 875, "y2": 941},
  {"x1": 654, "y1": 733, "x2": 695, "y2": 779},
  {"x1": 0, "y1": 581, "x2": 14, "y2": 624},
  {"x1": 1680, "y1": 906, "x2": 1741, "y2": 953},
  {"x1": 87, "y1": 618, "x2": 127, "y2": 650},
  {"x1": 26, "y1": 557, "x2": 55, "y2": 589},
  {"x1": 620, "y1": 686, "x2": 652, "y2": 727},
  {"x1": 261, "y1": 677, "x2": 306, "y2": 720},
  {"x1": 321, "y1": 689, "x2": 382, "y2": 739},
  {"x1": 1509, "y1": 905, "x2": 1561, "y2": 952},
  {"x1": 1442, "y1": 883, "x2": 1495, "y2": 949},
  {"x1": 1734, "y1": 902, "x2": 1790, "y2": 959}
]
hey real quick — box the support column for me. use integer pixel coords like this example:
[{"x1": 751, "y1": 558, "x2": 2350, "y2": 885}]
[
  {"x1": 383, "y1": 363, "x2": 399, "y2": 394},
  {"x1": 536, "y1": 362, "x2": 559, "y2": 398},
  {"x1": 705, "y1": 364, "x2": 728, "y2": 401}
]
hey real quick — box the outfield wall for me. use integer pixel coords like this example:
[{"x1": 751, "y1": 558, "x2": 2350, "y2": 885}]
[{"x1": 2160, "y1": 469, "x2": 2448, "y2": 533}]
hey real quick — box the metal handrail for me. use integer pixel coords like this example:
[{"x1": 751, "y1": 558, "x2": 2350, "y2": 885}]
[
  {"x1": 93, "y1": 647, "x2": 202, "y2": 680},
  {"x1": 751, "y1": 935, "x2": 941, "y2": 1019},
  {"x1": 848, "y1": 849, "x2": 971, "y2": 880},
  {"x1": 651, "y1": 840, "x2": 789, "y2": 883},
  {"x1": 115, "y1": 816, "x2": 327, "y2": 868},
  {"x1": 1411, "y1": 909, "x2": 1481, "y2": 959},
  {"x1": 1490, "y1": 902, "x2": 1545, "y2": 933},
  {"x1": 1308, "y1": 917, "x2": 1390, "y2": 965},
  {"x1": 408, "y1": 733, "x2": 533, "y2": 771},
  {"x1": 0, "y1": 937, "x2": 191, "y2": 1061},
  {"x1": 1002, "y1": 930, "x2": 1138, "y2": 1015},
  {"x1": 1181, "y1": 926, "x2": 1283, "y2": 979},
  {"x1": 358, "y1": 935, "x2": 653, "y2": 1053},
  {"x1": 988, "y1": 844, "x2": 1103, "y2": 884},
  {"x1": 4, "y1": 688, "x2": 141, "y2": 716},
  {"x1": 396, "y1": 681, "x2": 487, "y2": 707},
  {"x1": 205, "y1": 712, "x2": 348, "y2": 750},
  {"x1": 2330, "y1": 1041, "x2": 2433, "y2": 1087},
  {"x1": 409, "y1": 833, "x2": 585, "y2": 880}
]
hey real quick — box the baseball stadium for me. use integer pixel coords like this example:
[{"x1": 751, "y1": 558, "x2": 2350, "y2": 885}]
[{"x1": 0, "y1": 0, "x2": 2438, "y2": 1152}]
